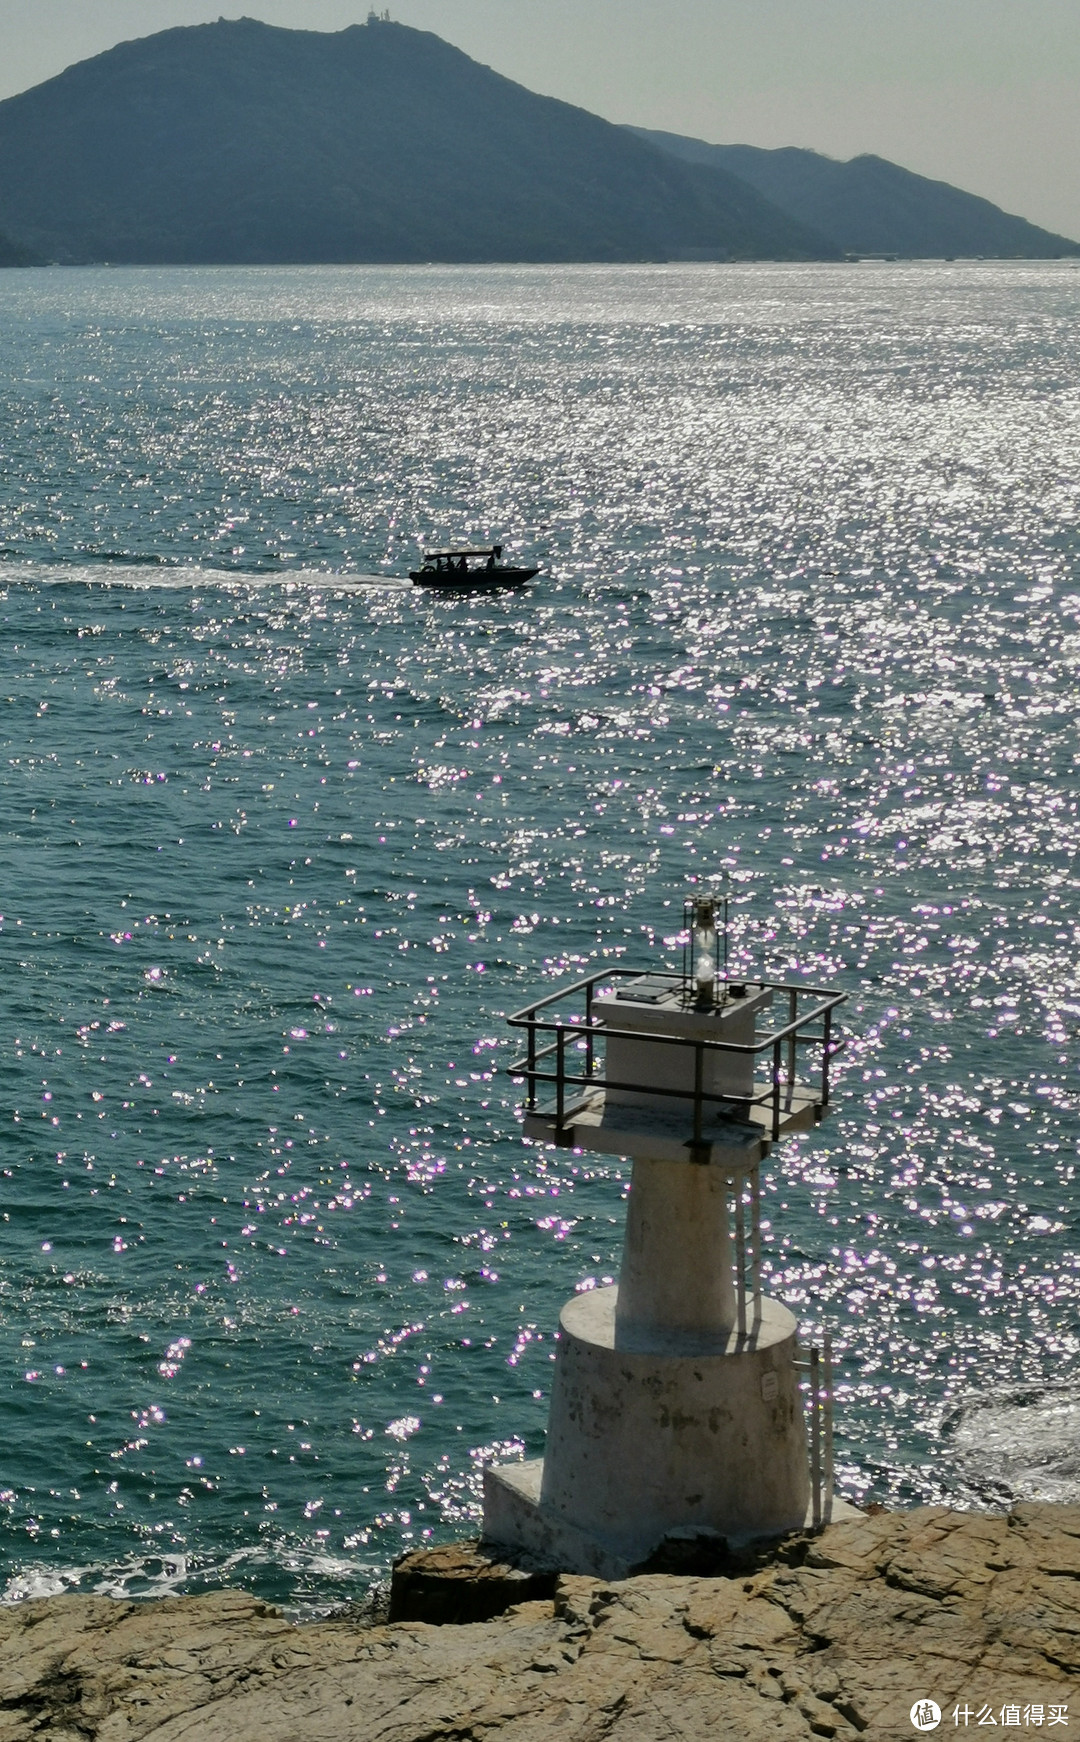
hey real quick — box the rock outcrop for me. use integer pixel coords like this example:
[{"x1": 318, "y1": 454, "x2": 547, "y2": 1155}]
[{"x1": 0, "y1": 1504, "x2": 1077, "y2": 1741}]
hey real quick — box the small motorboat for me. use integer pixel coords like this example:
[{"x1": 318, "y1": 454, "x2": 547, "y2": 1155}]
[{"x1": 409, "y1": 544, "x2": 538, "y2": 590}]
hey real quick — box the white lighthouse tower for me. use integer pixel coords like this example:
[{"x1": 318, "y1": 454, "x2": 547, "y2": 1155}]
[{"x1": 483, "y1": 891, "x2": 848, "y2": 1578}]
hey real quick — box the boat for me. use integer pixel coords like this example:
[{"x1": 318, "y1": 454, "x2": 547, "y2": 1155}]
[{"x1": 409, "y1": 544, "x2": 539, "y2": 590}]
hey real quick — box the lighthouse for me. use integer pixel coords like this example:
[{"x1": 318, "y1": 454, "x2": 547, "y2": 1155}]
[{"x1": 483, "y1": 891, "x2": 849, "y2": 1578}]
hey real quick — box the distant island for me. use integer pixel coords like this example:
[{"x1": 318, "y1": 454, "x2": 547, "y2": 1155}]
[
  {"x1": 630, "y1": 129, "x2": 1078, "y2": 262},
  {"x1": 0, "y1": 15, "x2": 1074, "y2": 268}
]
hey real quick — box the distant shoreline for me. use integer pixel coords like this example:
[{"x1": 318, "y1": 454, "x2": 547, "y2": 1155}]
[{"x1": 4, "y1": 254, "x2": 1080, "y2": 270}]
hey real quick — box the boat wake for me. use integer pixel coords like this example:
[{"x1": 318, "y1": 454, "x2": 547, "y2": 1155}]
[{"x1": 0, "y1": 560, "x2": 412, "y2": 593}]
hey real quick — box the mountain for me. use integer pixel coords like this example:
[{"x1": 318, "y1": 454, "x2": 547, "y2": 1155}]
[
  {"x1": 0, "y1": 229, "x2": 41, "y2": 267},
  {"x1": 631, "y1": 129, "x2": 1080, "y2": 259},
  {"x1": 0, "y1": 18, "x2": 836, "y2": 266}
]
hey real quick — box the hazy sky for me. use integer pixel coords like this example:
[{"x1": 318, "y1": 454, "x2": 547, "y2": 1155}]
[{"x1": 1, "y1": 0, "x2": 1078, "y2": 238}]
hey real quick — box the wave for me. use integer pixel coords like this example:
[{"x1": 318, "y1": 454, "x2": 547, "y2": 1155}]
[
  {"x1": 2, "y1": 1538, "x2": 386, "y2": 1619},
  {"x1": 941, "y1": 1384, "x2": 1080, "y2": 1505}
]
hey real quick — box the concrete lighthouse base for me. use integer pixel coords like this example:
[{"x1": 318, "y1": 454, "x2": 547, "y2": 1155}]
[{"x1": 483, "y1": 1284, "x2": 815, "y2": 1578}]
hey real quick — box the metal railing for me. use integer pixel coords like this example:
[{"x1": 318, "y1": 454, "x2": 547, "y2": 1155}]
[
  {"x1": 506, "y1": 968, "x2": 846, "y2": 1149},
  {"x1": 732, "y1": 1164, "x2": 763, "y2": 1338},
  {"x1": 797, "y1": 1332, "x2": 835, "y2": 1530}
]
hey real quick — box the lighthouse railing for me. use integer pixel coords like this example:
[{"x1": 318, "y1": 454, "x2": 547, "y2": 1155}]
[
  {"x1": 731, "y1": 1166, "x2": 764, "y2": 1335},
  {"x1": 507, "y1": 969, "x2": 845, "y2": 1143},
  {"x1": 796, "y1": 1332, "x2": 835, "y2": 1531}
]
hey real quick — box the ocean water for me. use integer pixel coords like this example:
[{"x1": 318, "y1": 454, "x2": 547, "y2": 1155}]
[{"x1": 1, "y1": 261, "x2": 1079, "y2": 1613}]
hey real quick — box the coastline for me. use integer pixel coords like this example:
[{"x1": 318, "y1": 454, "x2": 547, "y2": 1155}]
[{"x1": 1, "y1": 1503, "x2": 1076, "y2": 1740}]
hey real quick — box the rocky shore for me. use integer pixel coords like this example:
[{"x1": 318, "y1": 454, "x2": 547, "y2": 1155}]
[{"x1": 1, "y1": 1504, "x2": 1077, "y2": 1741}]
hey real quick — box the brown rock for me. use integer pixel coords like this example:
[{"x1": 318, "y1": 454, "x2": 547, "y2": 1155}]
[
  {"x1": 0, "y1": 1505, "x2": 1076, "y2": 1741},
  {"x1": 388, "y1": 1537, "x2": 557, "y2": 1624}
]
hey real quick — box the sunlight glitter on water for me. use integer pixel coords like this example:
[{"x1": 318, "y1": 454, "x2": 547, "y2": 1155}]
[{"x1": 1, "y1": 262, "x2": 1079, "y2": 1606}]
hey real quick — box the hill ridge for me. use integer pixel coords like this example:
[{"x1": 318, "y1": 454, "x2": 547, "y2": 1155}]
[{"x1": 630, "y1": 127, "x2": 1080, "y2": 259}]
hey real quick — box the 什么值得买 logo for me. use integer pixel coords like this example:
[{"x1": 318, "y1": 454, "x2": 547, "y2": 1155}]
[{"x1": 911, "y1": 1701, "x2": 942, "y2": 1733}]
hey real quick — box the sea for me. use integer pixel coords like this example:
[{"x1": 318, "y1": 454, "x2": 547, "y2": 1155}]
[{"x1": 0, "y1": 261, "x2": 1078, "y2": 1614}]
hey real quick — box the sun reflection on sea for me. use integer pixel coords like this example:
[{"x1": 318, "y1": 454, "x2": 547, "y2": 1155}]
[{"x1": 0, "y1": 261, "x2": 1078, "y2": 1608}]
